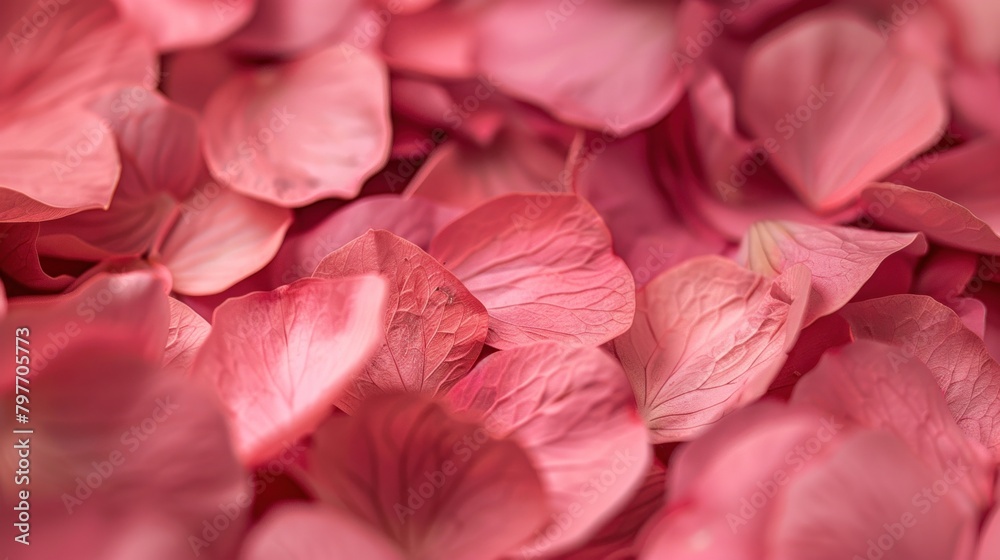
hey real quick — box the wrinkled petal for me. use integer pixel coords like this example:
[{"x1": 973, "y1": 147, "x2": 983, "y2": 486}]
[
  {"x1": 612, "y1": 256, "x2": 810, "y2": 442},
  {"x1": 429, "y1": 193, "x2": 635, "y2": 348},
  {"x1": 447, "y1": 342, "x2": 652, "y2": 555},
  {"x1": 313, "y1": 230, "x2": 488, "y2": 413}
]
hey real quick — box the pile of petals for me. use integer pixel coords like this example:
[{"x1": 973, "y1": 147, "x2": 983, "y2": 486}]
[{"x1": 8, "y1": 0, "x2": 1000, "y2": 558}]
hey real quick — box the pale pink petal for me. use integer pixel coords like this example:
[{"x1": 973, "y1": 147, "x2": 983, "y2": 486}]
[
  {"x1": 429, "y1": 193, "x2": 635, "y2": 348},
  {"x1": 792, "y1": 340, "x2": 993, "y2": 510},
  {"x1": 202, "y1": 47, "x2": 390, "y2": 206},
  {"x1": 737, "y1": 221, "x2": 927, "y2": 325},
  {"x1": 740, "y1": 11, "x2": 947, "y2": 211},
  {"x1": 189, "y1": 276, "x2": 387, "y2": 464},
  {"x1": 313, "y1": 230, "x2": 488, "y2": 413},
  {"x1": 0, "y1": 106, "x2": 120, "y2": 222},
  {"x1": 241, "y1": 504, "x2": 405, "y2": 560},
  {"x1": 163, "y1": 297, "x2": 211, "y2": 374},
  {"x1": 771, "y1": 431, "x2": 978, "y2": 560},
  {"x1": 447, "y1": 342, "x2": 652, "y2": 555},
  {"x1": 0, "y1": 0, "x2": 156, "y2": 112},
  {"x1": 640, "y1": 403, "x2": 839, "y2": 559},
  {"x1": 305, "y1": 393, "x2": 548, "y2": 560},
  {"x1": 100, "y1": 91, "x2": 202, "y2": 201},
  {"x1": 157, "y1": 188, "x2": 292, "y2": 296},
  {"x1": 840, "y1": 295, "x2": 1000, "y2": 457},
  {"x1": 611, "y1": 256, "x2": 811, "y2": 443},
  {"x1": 860, "y1": 182, "x2": 1000, "y2": 255},
  {"x1": 476, "y1": 0, "x2": 684, "y2": 134}
]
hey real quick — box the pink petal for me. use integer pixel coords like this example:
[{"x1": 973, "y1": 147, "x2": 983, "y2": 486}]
[
  {"x1": 737, "y1": 221, "x2": 927, "y2": 325},
  {"x1": 100, "y1": 90, "x2": 202, "y2": 201},
  {"x1": 0, "y1": 0, "x2": 156, "y2": 112},
  {"x1": 770, "y1": 430, "x2": 978, "y2": 560},
  {"x1": 163, "y1": 297, "x2": 211, "y2": 374},
  {"x1": 0, "y1": 224, "x2": 74, "y2": 292},
  {"x1": 202, "y1": 47, "x2": 390, "y2": 207},
  {"x1": 840, "y1": 295, "x2": 1000, "y2": 457},
  {"x1": 380, "y1": 4, "x2": 480, "y2": 79},
  {"x1": 740, "y1": 11, "x2": 947, "y2": 211},
  {"x1": 0, "y1": 270, "x2": 170, "y2": 384},
  {"x1": 860, "y1": 182, "x2": 1000, "y2": 255},
  {"x1": 241, "y1": 504, "x2": 405, "y2": 560},
  {"x1": 0, "y1": 105, "x2": 121, "y2": 222},
  {"x1": 157, "y1": 188, "x2": 292, "y2": 296},
  {"x1": 405, "y1": 128, "x2": 569, "y2": 210},
  {"x1": 305, "y1": 393, "x2": 548, "y2": 560},
  {"x1": 977, "y1": 496, "x2": 1000, "y2": 560},
  {"x1": 446, "y1": 342, "x2": 652, "y2": 555},
  {"x1": 313, "y1": 230, "x2": 488, "y2": 413},
  {"x1": 792, "y1": 340, "x2": 994, "y2": 510},
  {"x1": 476, "y1": 0, "x2": 684, "y2": 134},
  {"x1": 611, "y1": 256, "x2": 811, "y2": 443},
  {"x1": 112, "y1": 0, "x2": 254, "y2": 50},
  {"x1": 551, "y1": 462, "x2": 667, "y2": 560},
  {"x1": 267, "y1": 194, "x2": 460, "y2": 286},
  {"x1": 226, "y1": 0, "x2": 362, "y2": 57},
  {"x1": 641, "y1": 403, "x2": 839, "y2": 559},
  {"x1": 573, "y1": 131, "x2": 726, "y2": 286},
  {"x1": 429, "y1": 193, "x2": 635, "y2": 348},
  {"x1": 189, "y1": 275, "x2": 388, "y2": 464}
]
